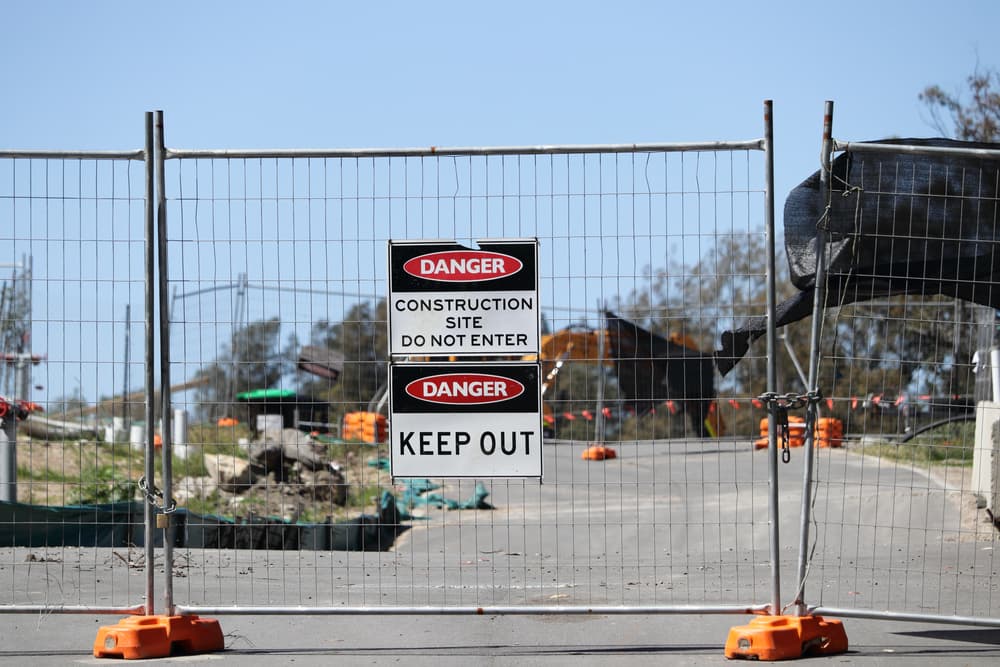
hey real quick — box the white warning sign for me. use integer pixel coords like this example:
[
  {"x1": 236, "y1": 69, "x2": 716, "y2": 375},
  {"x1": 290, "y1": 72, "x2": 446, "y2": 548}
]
[
  {"x1": 388, "y1": 239, "x2": 539, "y2": 357},
  {"x1": 389, "y1": 362, "x2": 543, "y2": 478}
]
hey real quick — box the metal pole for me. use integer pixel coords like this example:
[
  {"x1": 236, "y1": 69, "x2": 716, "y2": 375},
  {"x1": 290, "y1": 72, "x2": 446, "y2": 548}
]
[
  {"x1": 16, "y1": 257, "x2": 32, "y2": 405},
  {"x1": 0, "y1": 400, "x2": 15, "y2": 502},
  {"x1": 122, "y1": 303, "x2": 131, "y2": 435},
  {"x1": 762, "y1": 100, "x2": 781, "y2": 616},
  {"x1": 594, "y1": 300, "x2": 606, "y2": 442},
  {"x1": 155, "y1": 110, "x2": 176, "y2": 616},
  {"x1": 142, "y1": 111, "x2": 156, "y2": 616},
  {"x1": 793, "y1": 101, "x2": 836, "y2": 616},
  {"x1": 1, "y1": 352, "x2": 40, "y2": 502}
]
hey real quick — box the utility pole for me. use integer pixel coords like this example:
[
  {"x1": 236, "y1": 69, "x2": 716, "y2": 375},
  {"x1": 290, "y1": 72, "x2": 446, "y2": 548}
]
[{"x1": 0, "y1": 256, "x2": 38, "y2": 502}]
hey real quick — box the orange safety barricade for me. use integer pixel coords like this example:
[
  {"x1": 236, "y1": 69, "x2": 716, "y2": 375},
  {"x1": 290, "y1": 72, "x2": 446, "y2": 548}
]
[
  {"x1": 754, "y1": 415, "x2": 806, "y2": 449},
  {"x1": 815, "y1": 417, "x2": 843, "y2": 448},
  {"x1": 755, "y1": 416, "x2": 843, "y2": 449},
  {"x1": 342, "y1": 411, "x2": 388, "y2": 442}
]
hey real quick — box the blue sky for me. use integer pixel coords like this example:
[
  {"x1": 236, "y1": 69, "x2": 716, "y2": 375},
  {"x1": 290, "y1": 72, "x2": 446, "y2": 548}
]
[
  {"x1": 6, "y1": 2, "x2": 999, "y2": 170},
  {"x1": 4, "y1": 0, "x2": 1000, "y2": 405}
]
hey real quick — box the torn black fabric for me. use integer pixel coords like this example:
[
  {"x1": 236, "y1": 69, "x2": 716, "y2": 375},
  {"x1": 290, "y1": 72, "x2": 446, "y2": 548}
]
[
  {"x1": 604, "y1": 311, "x2": 717, "y2": 436},
  {"x1": 716, "y1": 138, "x2": 1000, "y2": 377}
]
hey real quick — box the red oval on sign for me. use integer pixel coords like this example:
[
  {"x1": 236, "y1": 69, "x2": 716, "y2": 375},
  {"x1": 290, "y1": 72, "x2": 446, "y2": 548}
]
[
  {"x1": 403, "y1": 250, "x2": 522, "y2": 283},
  {"x1": 405, "y1": 373, "x2": 525, "y2": 405}
]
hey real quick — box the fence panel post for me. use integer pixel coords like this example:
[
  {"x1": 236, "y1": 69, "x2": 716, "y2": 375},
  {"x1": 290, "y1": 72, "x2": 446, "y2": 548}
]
[
  {"x1": 0, "y1": 141, "x2": 148, "y2": 619},
  {"x1": 793, "y1": 134, "x2": 1000, "y2": 628}
]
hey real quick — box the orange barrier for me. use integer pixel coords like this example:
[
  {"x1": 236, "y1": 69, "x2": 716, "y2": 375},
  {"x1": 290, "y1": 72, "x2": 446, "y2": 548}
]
[
  {"x1": 754, "y1": 416, "x2": 805, "y2": 450},
  {"x1": 814, "y1": 417, "x2": 844, "y2": 448},
  {"x1": 725, "y1": 615, "x2": 847, "y2": 660},
  {"x1": 343, "y1": 411, "x2": 388, "y2": 442},
  {"x1": 754, "y1": 416, "x2": 843, "y2": 450},
  {"x1": 94, "y1": 615, "x2": 224, "y2": 660},
  {"x1": 582, "y1": 445, "x2": 617, "y2": 460}
]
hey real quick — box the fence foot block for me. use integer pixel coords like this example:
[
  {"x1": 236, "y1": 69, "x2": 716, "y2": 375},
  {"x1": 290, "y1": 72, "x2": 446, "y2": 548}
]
[
  {"x1": 582, "y1": 445, "x2": 616, "y2": 460},
  {"x1": 724, "y1": 615, "x2": 847, "y2": 661},
  {"x1": 93, "y1": 614, "x2": 224, "y2": 659}
]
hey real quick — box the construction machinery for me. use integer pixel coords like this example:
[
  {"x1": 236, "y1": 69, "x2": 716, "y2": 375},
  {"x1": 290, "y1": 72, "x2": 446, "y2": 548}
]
[
  {"x1": 367, "y1": 311, "x2": 725, "y2": 440},
  {"x1": 528, "y1": 311, "x2": 724, "y2": 438}
]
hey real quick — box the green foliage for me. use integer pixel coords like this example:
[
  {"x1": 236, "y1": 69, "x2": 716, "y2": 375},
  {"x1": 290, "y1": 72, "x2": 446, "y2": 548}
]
[
  {"x1": 824, "y1": 297, "x2": 983, "y2": 410},
  {"x1": 188, "y1": 422, "x2": 254, "y2": 448},
  {"x1": 857, "y1": 422, "x2": 975, "y2": 467},
  {"x1": 16, "y1": 465, "x2": 71, "y2": 483},
  {"x1": 546, "y1": 362, "x2": 617, "y2": 440},
  {"x1": 297, "y1": 299, "x2": 389, "y2": 419},
  {"x1": 192, "y1": 317, "x2": 295, "y2": 422},
  {"x1": 69, "y1": 464, "x2": 138, "y2": 505},
  {"x1": 179, "y1": 492, "x2": 225, "y2": 517}
]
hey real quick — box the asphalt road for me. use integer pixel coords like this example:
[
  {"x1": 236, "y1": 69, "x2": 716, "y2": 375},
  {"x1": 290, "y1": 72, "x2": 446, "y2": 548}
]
[{"x1": 1, "y1": 437, "x2": 998, "y2": 664}]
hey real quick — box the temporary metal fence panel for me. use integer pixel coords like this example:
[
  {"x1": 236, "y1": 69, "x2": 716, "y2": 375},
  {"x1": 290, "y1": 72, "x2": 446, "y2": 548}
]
[
  {"x1": 795, "y1": 135, "x2": 1000, "y2": 624},
  {"x1": 0, "y1": 138, "x2": 153, "y2": 614},
  {"x1": 5, "y1": 105, "x2": 1000, "y2": 658},
  {"x1": 159, "y1": 118, "x2": 778, "y2": 615}
]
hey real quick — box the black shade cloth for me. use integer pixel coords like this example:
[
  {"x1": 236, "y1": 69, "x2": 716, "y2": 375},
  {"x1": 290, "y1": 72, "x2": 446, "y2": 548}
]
[
  {"x1": 604, "y1": 311, "x2": 717, "y2": 436},
  {"x1": 716, "y1": 138, "x2": 1000, "y2": 376}
]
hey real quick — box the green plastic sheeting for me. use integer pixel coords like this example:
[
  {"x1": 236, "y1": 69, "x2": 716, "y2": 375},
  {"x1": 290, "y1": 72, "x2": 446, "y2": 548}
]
[
  {"x1": 0, "y1": 493, "x2": 409, "y2": 552},
  {"x1": 0, "y1": 500, "x2": 151, "y2": 548},
  {"x1": 236, "y1": 388, "x2": 297, "y2": 401},
  {"x1": 399, "y1": 479, "x2": 494, "y2": 510}
]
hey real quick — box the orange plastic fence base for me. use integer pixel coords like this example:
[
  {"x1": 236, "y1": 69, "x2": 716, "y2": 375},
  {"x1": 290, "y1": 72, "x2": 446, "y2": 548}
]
[
  {"x1": 725, "y1": 615, "x2": 847, "y2": 661},
  {"x1": 93, "y1": 615, "x2": 224, "y2": 660},
  {"x1": 582, "y1": 445, "x2": 616, "y2": 460}
]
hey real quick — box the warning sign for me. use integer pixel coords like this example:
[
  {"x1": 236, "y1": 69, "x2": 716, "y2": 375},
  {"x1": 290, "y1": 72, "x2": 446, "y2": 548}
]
[
  {"x1": 389, "y1": 362, "x2": 543, "y2": 478},
  {"x1": 387, "y1": 239, "x2": 539, "y2": 357}
]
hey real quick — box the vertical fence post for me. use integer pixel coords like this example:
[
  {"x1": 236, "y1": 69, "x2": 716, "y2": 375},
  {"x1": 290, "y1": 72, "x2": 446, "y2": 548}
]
[
  {"x1": 155, "y1": 109, "x2": 176, "y2": 615},
  {"x1": 793, "y1": 101, "x2": 835, "y2": 615},
  {"x1": 93, "y1": 112, "x2": 223, "y2": 660},
  {"x1": 725, "y1": 101, "x2": 849, "y2": 660},
  {"x1": 143, "y1": 110, "x2": 157, "y2": 616},
  {"x1": 594, "y1": 299, "x2": 606, "y2": 443},
  {"x1": 762, "y1": 99, "x2": 781, "y2": 617}
]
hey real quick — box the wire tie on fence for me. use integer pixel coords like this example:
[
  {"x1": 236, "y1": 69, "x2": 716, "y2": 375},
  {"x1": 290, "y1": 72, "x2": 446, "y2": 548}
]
[{"x1": 138, "y1": 475, "x2": 177, "y2": 514}]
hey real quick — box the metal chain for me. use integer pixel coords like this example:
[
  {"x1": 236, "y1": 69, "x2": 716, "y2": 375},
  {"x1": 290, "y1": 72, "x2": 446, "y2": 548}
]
[
  {"x1": 138, "y1": 475, "x2": 177, "y2": 514},
  {"x1": 777, "y1": 405, "x2": 791, "y2": 463},
  {"x1": 756, "y1": 391, "x2": 823, "y2": 464}
]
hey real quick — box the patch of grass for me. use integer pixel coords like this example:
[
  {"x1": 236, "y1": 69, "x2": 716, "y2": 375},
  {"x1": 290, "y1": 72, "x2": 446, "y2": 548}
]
[
  {"x1": 21, "y1": 428, "x2": 395, "y2": 524},
  {"x1": 179, "y1": 492, "x2": 226, "y2": 517},
  {"x1": 348, "y1": 484, "x2": 385, "y2": 510},
  {"x1": 16, "y1": 465, "x2": 72, "y2": 483},
  {"x1": 188, "y1": 422, "x2": 254, "y2": 447},
  {"x1": 68, "y1": 464, "x2": 139, "y2": 504},
  {"x1": 857, "y1": 422, "x2": 976, "y2": 467},
  {"x1": 296, "y1": 506, "x2": 336, "y2": 524}
]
